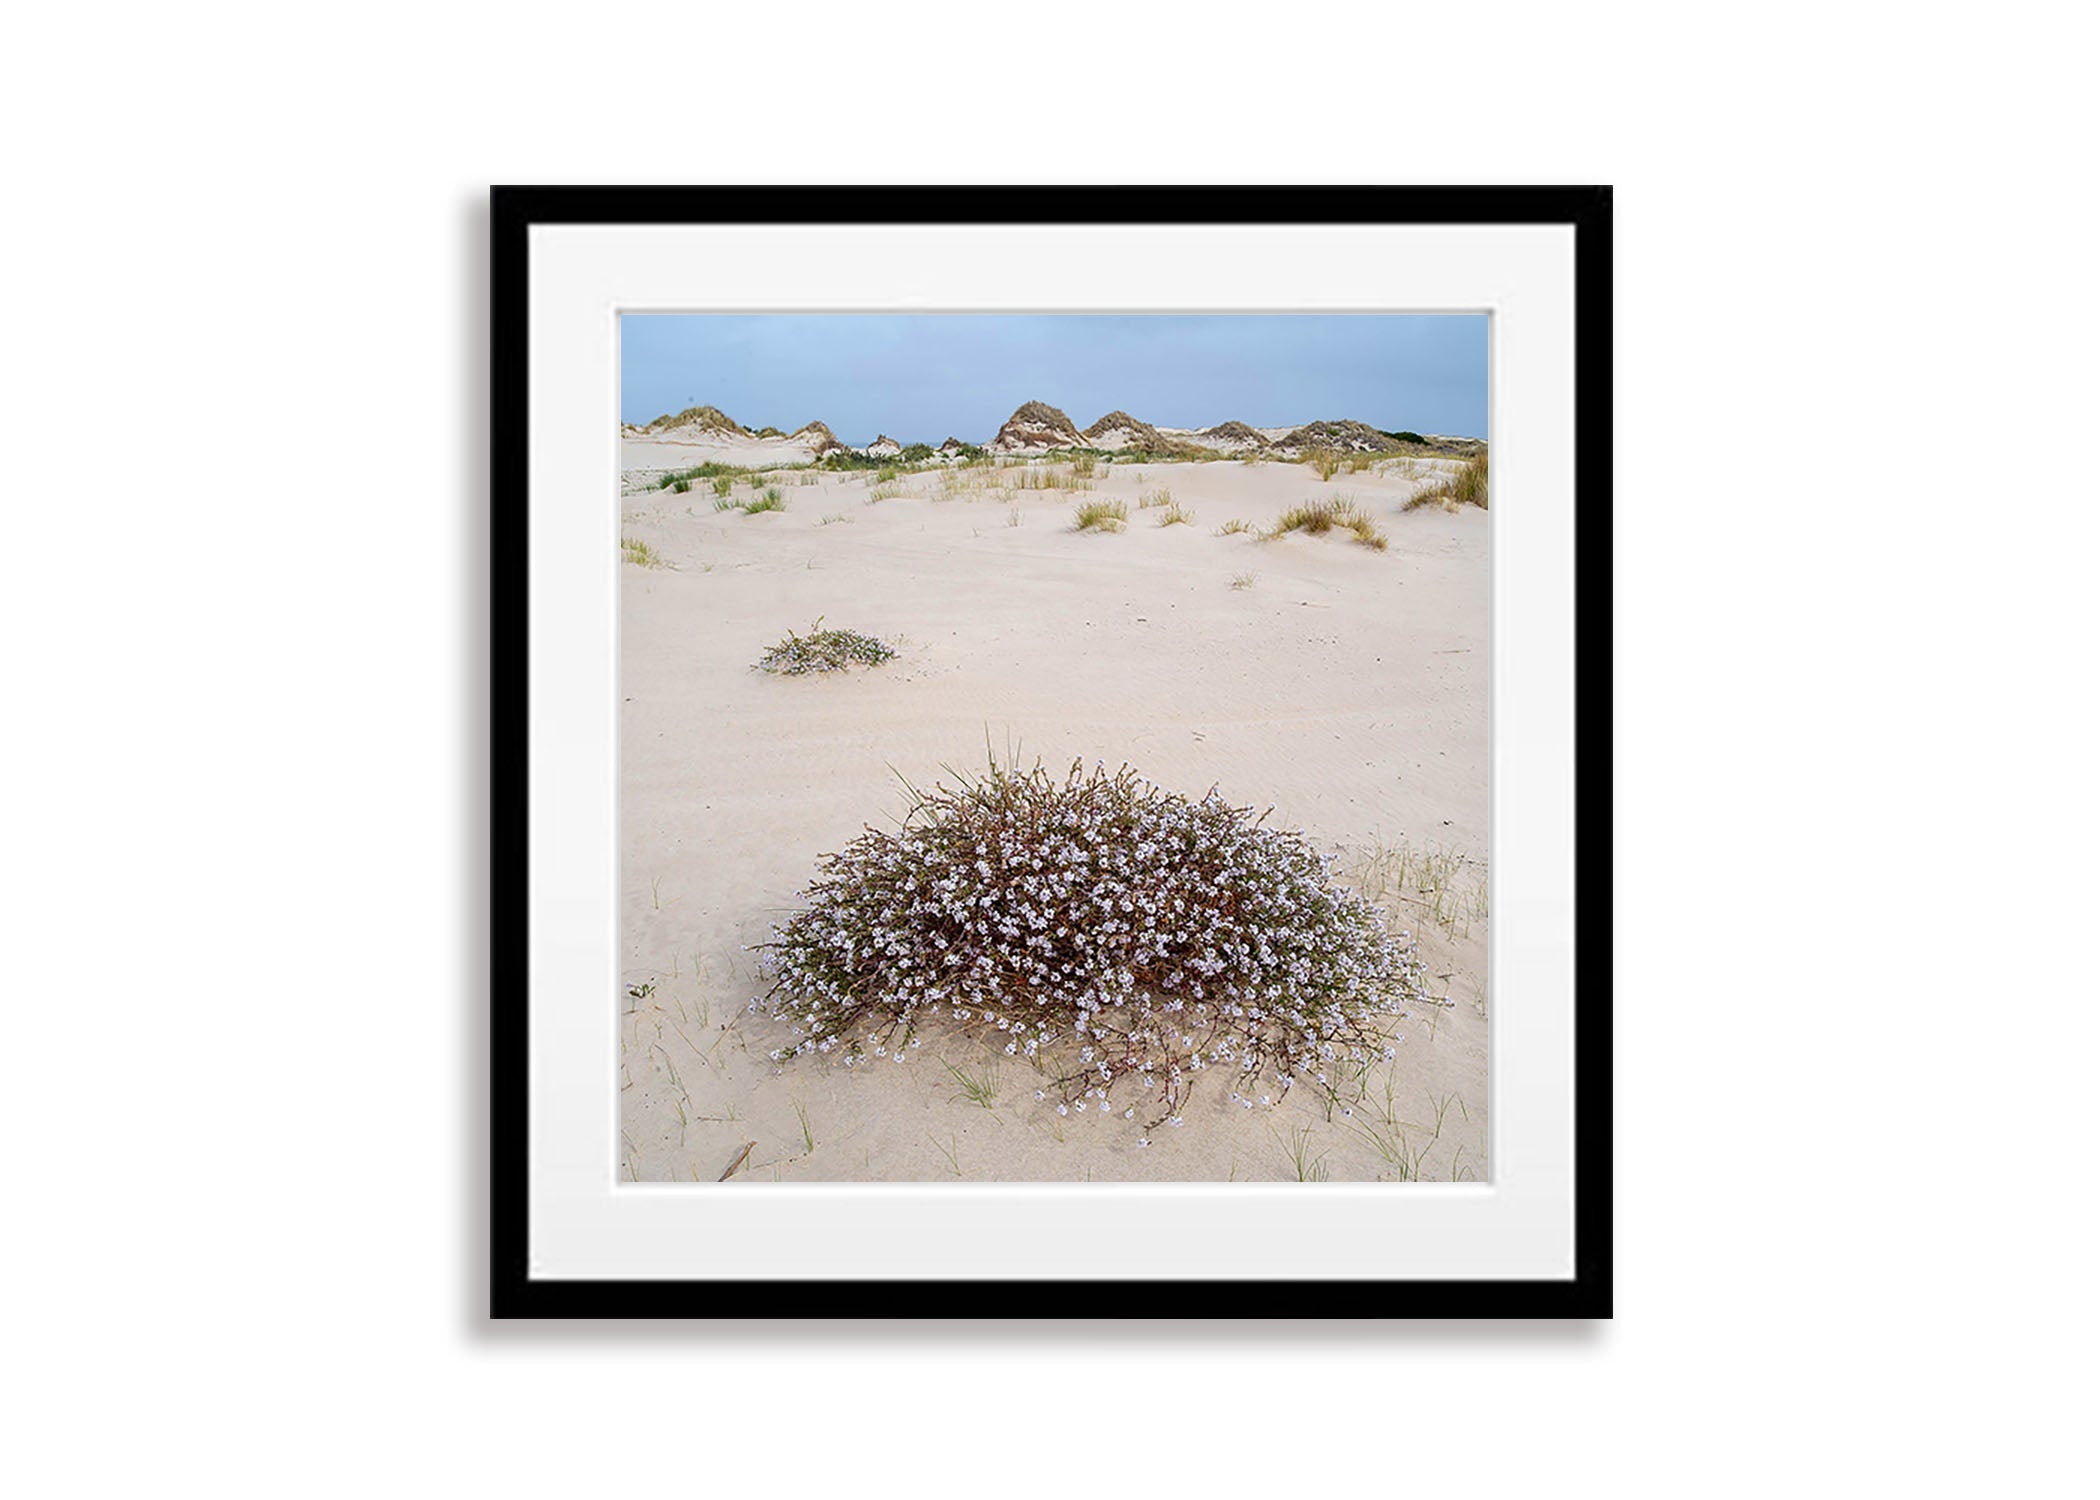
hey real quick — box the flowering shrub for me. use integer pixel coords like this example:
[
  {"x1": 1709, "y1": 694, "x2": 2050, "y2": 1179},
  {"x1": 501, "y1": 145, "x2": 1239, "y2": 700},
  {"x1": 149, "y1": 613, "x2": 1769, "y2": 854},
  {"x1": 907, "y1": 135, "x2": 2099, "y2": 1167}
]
[
  {"x1": 756, "y1": 618, "x2": 897, "y2": 676},
  {"x1": 755, "y1": 760, "x2": 1426, "y2": 1132}
]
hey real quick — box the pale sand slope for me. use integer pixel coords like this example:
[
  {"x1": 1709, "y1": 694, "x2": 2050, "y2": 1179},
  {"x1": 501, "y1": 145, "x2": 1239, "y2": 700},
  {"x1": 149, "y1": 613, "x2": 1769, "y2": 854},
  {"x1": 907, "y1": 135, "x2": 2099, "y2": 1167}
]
[
  {"x1": 621, "y1": 431, "x2": 833, "y2": 480},
  {"x1": 619, "y1": 456, "x2": 1490, "y2": 1182}
]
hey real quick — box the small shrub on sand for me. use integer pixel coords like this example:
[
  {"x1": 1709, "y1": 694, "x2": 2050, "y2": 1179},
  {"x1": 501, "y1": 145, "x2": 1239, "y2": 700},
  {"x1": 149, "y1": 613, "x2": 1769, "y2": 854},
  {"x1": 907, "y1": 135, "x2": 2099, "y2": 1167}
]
[
  {"x1": 756, "y1": 617, "x2": 897, "y2": 676},
  {"x1": 1215, "y1": 518, "x2": 1256, "y2": 536},
  {"x1": 1137, "y1": 488, "x2": 1173, "y2": 509},
  {"x1": 757, "y1": 758, "x2": 1428, "y2": 1132},
  {"x1": 1070, "y1": 454, "x2": 1098, "y2": 478},
  {"x1": 620, "y1": 537, "x2": 663, "y2": 567},
  {"x1": 1306, "y1": 449, "x2": 1343, "y2": 482},
  {"x1": 868, "y1": 483, "x2": 905, "y2": 503},
  {"x1": 1269, "y1": 497, "x2": 1388, "y2": 550},
  {"x1": 1156, "y1": 499, "x2": 1194, "y2": 527},
  {"x1": 672, "y1": 478, "x2": 691, "y2": 494},
  {"x1": 1073, "y1": 498, "x2": 1128, "y2": 532},
  {"x1": 1404, "y1": 451, "x2": 1490, "y2": 512},
  {"x1": 741, "y1": 492, "x2": 787, "y2": 515},
  {"x1": 712, "y1": 475, "x2": 735, "y2": 499}
]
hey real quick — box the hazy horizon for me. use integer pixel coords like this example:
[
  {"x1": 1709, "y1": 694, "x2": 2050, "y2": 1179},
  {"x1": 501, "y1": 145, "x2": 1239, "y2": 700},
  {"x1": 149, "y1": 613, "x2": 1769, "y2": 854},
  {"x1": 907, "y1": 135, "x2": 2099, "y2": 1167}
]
[{"x1": 620, "y1": 314, "x2": 1489, "y2": 445}]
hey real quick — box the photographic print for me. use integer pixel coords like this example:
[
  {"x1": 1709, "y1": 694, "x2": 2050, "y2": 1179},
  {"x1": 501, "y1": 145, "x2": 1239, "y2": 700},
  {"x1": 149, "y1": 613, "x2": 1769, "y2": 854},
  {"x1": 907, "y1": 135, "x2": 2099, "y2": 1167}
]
[{"x1": 616, "y1": 312, "x2": 1494, "y2": 1184}]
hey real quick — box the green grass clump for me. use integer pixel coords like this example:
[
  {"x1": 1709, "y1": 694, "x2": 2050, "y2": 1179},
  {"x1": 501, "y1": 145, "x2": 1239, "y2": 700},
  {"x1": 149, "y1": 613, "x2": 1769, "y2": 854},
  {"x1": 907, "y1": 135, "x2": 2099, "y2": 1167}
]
[
  {"x1": 741, "y1": 492, "x2": 787, "y2": 515},
  {"x1": 1306, "y1": 450, "x2": 1343, "y2": 481},
  {"x1": 757, "y1": 757, "x2": 1428, "y2": 1132},
  {"x1": 672, "y1": 478, "x2": 691, "y2": 494},
  {"x1": 656, "y1": 461, "x2": 744, "y2": 489},
  {"x1": 1073, "y1": 498, "x2": 1128, "y2": 532},
  {"x1": 1269, "y1": 497, "x2": 1388, "y2": 550},
  {"x1": 868, "y1": 483, "x2": 905, "y2": 503},
  {"x1": 621, "y1": 537, "x2": 663, "y2": 567},
  {"x1": 712, "y1": 475, "x2": 735, "y2": 498},
  {"x1": 1403, "y1": 452, "x2": 1489, "y2": 512},
  {"x1": 756, "y1": 617, "x2": 897, "y2": 676}
]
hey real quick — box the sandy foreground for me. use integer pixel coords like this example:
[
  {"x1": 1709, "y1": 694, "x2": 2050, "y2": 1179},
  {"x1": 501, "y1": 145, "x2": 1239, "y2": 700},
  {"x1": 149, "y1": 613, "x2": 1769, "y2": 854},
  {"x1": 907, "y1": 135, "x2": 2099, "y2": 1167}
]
[{"x1": 618, "y1": 453, "x2": 1490, "y2": 1182}]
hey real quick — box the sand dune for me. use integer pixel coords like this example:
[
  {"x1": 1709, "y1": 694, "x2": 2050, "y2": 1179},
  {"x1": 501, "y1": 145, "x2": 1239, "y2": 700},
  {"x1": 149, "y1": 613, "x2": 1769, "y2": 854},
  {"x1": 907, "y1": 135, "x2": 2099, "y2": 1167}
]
[{"x1": 618, "y1": 453, "x2": 1489, "y2": 1182}]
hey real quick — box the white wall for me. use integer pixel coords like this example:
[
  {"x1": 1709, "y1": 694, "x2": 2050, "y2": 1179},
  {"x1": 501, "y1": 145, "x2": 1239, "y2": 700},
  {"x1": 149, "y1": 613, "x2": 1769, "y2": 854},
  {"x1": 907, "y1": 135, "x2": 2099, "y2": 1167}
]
[{"x1": 4, "y1": 4, "x2": 2092, "y2": 1496}]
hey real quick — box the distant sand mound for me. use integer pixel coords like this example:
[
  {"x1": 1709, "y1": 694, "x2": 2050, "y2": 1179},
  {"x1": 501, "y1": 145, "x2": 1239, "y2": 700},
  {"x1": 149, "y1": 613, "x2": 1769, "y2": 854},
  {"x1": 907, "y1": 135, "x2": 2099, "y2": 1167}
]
[
  {"x1": 938, "y1": 436, "x2": 973, "y2": 456},
  {"x1": 1409, "y1": 433, "x2": 1490, "y2": 458},
  {"x1": 1081, "y1": 410, "x2": 1165, "y2": 451},
  {"x1": 620, "y1": 406, "x2": 851, "y2": 471},
  {"x1": 1277, "y1": 419, "x2": 1405, "y2": 454},
  {"x1": 793, "y1": 420, "x2": 848, "y2": 457},
  {"x1": 1195, "y1": 420, "x2": 1272, "y2": 453},
  {"x1": 864, "y1": 434, "x2": 903, "y2": 458},
  {"x1": 641, "y1": 404, "x2": 748, "y2": 437},
  {"x1": 990, "y1": 400, "x2": 1085, "y2": 454}
]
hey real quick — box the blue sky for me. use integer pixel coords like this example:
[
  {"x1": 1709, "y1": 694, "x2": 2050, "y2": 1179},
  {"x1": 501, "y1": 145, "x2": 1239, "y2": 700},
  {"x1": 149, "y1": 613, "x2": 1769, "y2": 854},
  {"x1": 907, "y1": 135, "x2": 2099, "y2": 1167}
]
[{"x1": 620, "y1": 314, "x2": 1488, "y2": 444}]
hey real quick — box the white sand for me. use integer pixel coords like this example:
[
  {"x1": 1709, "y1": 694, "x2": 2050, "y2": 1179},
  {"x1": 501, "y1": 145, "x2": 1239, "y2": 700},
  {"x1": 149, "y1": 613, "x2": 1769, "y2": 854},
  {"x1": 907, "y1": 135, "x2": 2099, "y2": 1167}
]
[{"x1": 619, "y1": 455, "x2": 1490, "y2": 1181}]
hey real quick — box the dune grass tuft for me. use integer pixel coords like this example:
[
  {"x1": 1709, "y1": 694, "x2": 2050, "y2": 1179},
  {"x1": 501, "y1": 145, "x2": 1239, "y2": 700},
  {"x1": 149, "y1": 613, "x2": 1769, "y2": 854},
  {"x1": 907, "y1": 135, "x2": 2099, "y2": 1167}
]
[
  {"x1": 756, "y1": 617, "x2": 897, "y2": 676},
  {"x1": 1230, "y1": 571, "x2": 1257, "y2": 590},
  {"x1": 757, "y1": 757, "x2": 1428, "y2": 1132},
  {"x1": 621, "y1": 537, "x2": 664, "y2": 567},
  {"x1": 1268, "y1": 496, "x2": 1387, "y2": 550},
  {"x1": 1403, "y1": 451, "x2": 1490, "y2": 512},
  {"x1": 1137, "y1": 488, "x2": 1173, "y2": 509},
  {"x1": 712, "y1": 475, "x2": 735, "y2": 498},
  {"x1": 1156, "y1": 499, "x2": 1194, "y2": 527},
  {"x1": 1073, "y1": 498, "x2": 1129, "y2": 532},
  {"x1": 1215, "y1": 518, "x2": 1256, "y2": 536},
  {"x1": 741, "y1": 491, "x2": 787, "y2": 515}
]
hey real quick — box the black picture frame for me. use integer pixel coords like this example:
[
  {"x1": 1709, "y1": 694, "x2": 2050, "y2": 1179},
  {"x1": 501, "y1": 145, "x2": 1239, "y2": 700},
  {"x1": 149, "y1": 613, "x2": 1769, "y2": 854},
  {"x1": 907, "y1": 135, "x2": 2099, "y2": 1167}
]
[{"x1": 491, "y1": 185, "x2": 1612, "y2": 1319}]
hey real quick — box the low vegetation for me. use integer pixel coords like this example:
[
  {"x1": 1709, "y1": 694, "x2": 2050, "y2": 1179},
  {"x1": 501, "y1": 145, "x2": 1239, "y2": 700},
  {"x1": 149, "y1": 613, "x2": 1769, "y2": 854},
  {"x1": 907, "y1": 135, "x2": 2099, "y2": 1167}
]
[
  {"x1": 755, "y1": 617, "x2": 897, "y2": 676},
  {"x1": 1215, "y1": 518, "x2": 1257, "y2": 536},
  {"x1": 620, "y1": 537, "x2": 663, "y2": 568},
  {"x1": 1155, "y1": 499, "x2": 1194, "y2": 527},
  {"x1": 1230, "y1": 571, "x2": 1257, "y2": 590},
  {"x1": 757, "y1": 757, "x2": 1429, "y2": 1133},
  {"x1": 718, "y1": 490, "x2": 788, "y2": 515},
  {"x1": 1073, "y1": 498, "x2": 1129, "y2": 532},
  {"x1": 1137, "y1": 488, "x2": 1173, "y2": 509},
  {"x1": 1403, "y1": 452, "x2": 1490, "y2": 512},
  {"x1": 1268, "y1": 497, "x2": 1389, "y2": 550}
]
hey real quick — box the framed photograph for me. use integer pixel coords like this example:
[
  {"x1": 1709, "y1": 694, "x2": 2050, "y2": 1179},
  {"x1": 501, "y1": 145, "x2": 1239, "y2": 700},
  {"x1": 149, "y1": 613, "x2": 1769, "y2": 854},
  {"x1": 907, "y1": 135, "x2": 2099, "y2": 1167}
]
[{"x1": 491, "y1": 185, "x2": 1611, "y2": 1316}]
